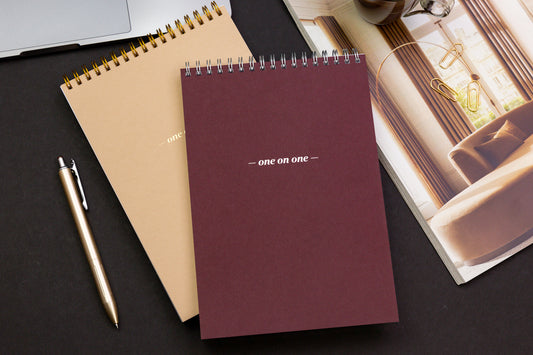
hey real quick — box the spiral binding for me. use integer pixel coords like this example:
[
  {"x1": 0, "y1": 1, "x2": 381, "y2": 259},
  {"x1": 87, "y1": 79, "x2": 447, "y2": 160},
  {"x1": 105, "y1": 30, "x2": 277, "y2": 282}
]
[
  {"x1": 184, "y1": 49, "x2": 360, "y2": 77},
  {"x1": 63, "y1": 1, "x2": 223, "y2": 89}
]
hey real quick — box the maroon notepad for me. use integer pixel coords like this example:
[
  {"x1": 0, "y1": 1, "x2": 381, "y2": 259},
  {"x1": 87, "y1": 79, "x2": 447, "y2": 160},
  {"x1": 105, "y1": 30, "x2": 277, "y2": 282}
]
[{"x1": 181, "y1": 53, "x2": 398, "y2": 339}]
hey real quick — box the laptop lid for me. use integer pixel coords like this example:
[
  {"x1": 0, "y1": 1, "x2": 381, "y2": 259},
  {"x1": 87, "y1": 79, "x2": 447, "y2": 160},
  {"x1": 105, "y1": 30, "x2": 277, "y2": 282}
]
[{"x1": 0, "y1": 0, "x2": 232, "y2": 58}]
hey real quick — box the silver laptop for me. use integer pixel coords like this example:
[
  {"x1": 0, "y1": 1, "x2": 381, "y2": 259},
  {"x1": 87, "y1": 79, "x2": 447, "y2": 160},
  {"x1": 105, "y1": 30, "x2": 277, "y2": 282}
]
[{"x1": 0, "y1": 0, "x2": 232, "y2": 58}]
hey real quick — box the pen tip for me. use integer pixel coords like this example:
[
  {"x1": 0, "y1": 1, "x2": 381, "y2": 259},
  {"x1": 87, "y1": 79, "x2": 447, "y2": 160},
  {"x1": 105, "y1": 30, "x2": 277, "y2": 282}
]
[{"x1": 115, "y1": 323, "x2": 119, "y2": 329}]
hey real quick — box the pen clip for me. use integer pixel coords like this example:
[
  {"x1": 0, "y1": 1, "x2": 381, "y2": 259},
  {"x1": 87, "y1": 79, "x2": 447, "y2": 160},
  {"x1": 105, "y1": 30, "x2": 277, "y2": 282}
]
[{"x1": 70, "y1": 159, "x2": 89, "y2": 210}]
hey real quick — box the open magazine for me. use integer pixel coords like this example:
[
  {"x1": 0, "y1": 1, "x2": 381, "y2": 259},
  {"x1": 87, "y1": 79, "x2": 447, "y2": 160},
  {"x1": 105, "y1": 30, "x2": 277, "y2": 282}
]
[{"x1": 283, "y1": 0, "x2": 533, "y2": 283}]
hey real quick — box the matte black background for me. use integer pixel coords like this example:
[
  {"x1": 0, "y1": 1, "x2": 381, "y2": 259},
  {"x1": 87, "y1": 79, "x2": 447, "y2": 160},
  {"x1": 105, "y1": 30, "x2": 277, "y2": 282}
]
[{"x1": 0, "y1": 0, "x2": 531, "y2": 353}]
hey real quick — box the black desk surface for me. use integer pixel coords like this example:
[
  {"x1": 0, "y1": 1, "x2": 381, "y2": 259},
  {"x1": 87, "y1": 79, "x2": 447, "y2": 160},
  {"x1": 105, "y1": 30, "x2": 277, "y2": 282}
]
[{"x1": 1, "y1": 1, "x2": 531, "y2": 353}]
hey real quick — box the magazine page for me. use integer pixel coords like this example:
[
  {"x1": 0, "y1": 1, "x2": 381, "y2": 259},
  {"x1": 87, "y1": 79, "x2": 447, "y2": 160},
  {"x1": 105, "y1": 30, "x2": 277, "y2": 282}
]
[{"x1": 284, "y1": 0, "x2": 533, "y2": 283}]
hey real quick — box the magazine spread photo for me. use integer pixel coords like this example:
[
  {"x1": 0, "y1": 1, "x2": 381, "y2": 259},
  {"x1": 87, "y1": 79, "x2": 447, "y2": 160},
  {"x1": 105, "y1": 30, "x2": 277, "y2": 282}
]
[{"x1": 283, "y1": 0, "x2": 533, "y2": 283}]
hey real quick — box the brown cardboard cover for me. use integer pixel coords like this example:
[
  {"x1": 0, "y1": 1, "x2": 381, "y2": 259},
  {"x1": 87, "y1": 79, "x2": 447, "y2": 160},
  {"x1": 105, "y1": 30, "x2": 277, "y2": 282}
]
[{"x1": 61, "y1": 6, "x2": 252, "y2": 321}]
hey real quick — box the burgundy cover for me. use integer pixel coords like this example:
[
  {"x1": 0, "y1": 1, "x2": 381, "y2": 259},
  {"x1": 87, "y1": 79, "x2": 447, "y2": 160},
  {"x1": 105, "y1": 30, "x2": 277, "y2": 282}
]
[{"x1": 181, "y1": 55, "x2": 398, "y2": 339}]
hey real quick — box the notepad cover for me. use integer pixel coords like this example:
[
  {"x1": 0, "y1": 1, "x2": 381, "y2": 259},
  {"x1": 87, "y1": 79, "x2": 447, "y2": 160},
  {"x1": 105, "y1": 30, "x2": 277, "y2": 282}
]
[
  {"x1": 61, "y1": 6, "x2": 252, "y2": 321},
  {"x1": 182, "y1": 55, "x2": 398, "y2": 338}
]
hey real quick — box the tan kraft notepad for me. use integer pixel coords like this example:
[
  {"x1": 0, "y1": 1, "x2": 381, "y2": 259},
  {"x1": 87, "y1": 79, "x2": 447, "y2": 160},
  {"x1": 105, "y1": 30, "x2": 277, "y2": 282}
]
[{"x1": 60, "y1": 4, "x2": 252, "y2": 321}]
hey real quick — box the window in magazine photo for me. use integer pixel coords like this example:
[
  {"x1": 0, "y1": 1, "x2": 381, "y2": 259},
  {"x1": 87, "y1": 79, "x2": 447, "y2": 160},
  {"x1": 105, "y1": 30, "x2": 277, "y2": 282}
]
[{"x1": 284, "y1": 0, "x2": 533, "y2": 283}]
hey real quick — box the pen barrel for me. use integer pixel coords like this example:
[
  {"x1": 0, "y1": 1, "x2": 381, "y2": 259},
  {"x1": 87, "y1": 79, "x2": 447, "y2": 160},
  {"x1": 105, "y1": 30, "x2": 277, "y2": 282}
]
[{"x1": 58, "y1": 168, "x2": 119, "y2": 326}]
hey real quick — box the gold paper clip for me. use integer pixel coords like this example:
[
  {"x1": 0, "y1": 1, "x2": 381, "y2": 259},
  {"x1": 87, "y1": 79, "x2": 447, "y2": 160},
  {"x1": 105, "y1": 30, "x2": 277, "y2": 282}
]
[
  {"x1": 467, "y1": 74, "x2": 481, "y2": 112},
  {"x1": 439, "y1": 43, "x2": 463, "y2": 70},
  {"x1": 430, "y1": 78, "x2": 458, "y2": 102}
]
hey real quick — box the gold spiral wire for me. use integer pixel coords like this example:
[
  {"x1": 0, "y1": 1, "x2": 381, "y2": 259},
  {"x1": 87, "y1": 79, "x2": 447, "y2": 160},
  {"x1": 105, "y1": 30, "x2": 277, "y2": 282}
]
[
  {"x1": 91, "y1": 61, "x2": 101, "y2": 75},
  {"x1": 184, "y1": 15, "x2": 194, "y2": 29},
  {"x1": 147, "y1": 33, "x2": 157, "y2": 48},
  {"x1": 193, "y1": 10, "x2": 204, "y2": 25},
  {"x1": 165, "y1": 24, "x2": 176, "y2": 38},
  {"x1": 129, "y1": 42, "x2": 139, "y2": 57},
  {"x1": 81, "y1": 65, "x2": 91, "y2": 80},
  {"x1": 175, "y1": 19, "x2": 185, "y2": 34},
  {"x1": 120, "y1": 48, "x2": 129, "y2": 61},
  {"x1": 211, "y1": 1, "x2": 222, "y2": 15},
  {"x1": 156, "y1": 28, "x2": 166, "y2": 43},
  {"x1": 73, "y1": 71, "x2": 82, "y2": 85},
  {"x1": 203, "y1": 6, "x2": 213, "y2": 20},
  {"x1": 110, "y1": 51, "x2": 120, "y2": 66},
  {"x1": 63, "y1": 75, "x2": 72, "y2": 89},
  {"x1": 138, "y1": 38, "x2": 148, "y2": 52},
  {"x1": 101, "y1": 57, "x2": 110, "y2": 71}
]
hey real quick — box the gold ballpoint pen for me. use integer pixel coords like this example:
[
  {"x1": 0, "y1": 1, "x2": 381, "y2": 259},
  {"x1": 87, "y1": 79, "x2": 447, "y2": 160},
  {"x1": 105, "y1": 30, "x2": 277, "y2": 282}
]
[{"x1": 57, "y1": 156, "x2": 119, "y2": 328}]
